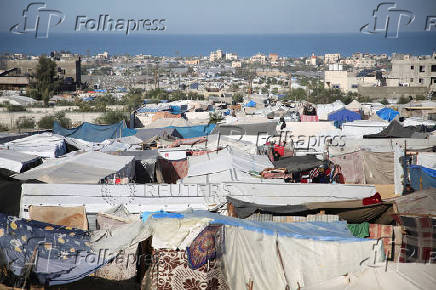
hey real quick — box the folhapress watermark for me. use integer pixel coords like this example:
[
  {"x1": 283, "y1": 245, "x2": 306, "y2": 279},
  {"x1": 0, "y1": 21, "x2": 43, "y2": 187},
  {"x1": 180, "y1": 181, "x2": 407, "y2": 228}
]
[
  {"x1": 9, "y1": 2, "x2": 65, "y2": 38},
  {"x1": 361, "y1": 2, "x2": 436, "y2": 38},
  {"x1": 75, "y1": 15, "x2": 166, "y2": 35},
  {"x1": 10, "y1": 2, "x2": 167, "y2": 38}
]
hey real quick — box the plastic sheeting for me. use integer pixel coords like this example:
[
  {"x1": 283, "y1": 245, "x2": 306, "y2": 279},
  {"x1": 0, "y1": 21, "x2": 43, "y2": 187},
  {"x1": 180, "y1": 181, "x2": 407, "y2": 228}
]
[
  {"x1": 14, "y1": 151, "x2": 135, "y2": 184},
  {"x1": 363, "y1": 151, "x2": 394, "y2": 184},
  {"x1": 0, "y1": 150, "x2": 40, "y2": 173},
  {"x1": 53, "y1": 121, "x2": 136, "y2": 143},
  {"x1": 376, "y1": 108, "x2": 399, "y2": 121},
  {"x1": 328, "y1": 108, "x2": 361, "y2": 128},
  {"x1": 317, "y1": 100, "x2": 345, "y2": 120},
  {"x1": 409, "y1": 165, "x2": 436, "y2": 191},
  {"x1": 0, "y1": 133, "x2": 66, "y2": 158},
  {"x1": 170, "y1": 124, "x2": 216, "y2": 139},
  {"x1": 330, "y1": 151, "x2": 365, "y2": 184},
  {"x1": 416, "y1": 152, "x2": 436, "y2": 169}
]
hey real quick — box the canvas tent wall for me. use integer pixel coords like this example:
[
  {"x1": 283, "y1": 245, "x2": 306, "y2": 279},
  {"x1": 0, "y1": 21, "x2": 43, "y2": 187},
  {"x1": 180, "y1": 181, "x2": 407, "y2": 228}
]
[
  {"x1": 0, "y1": 133, "x2": 66, "y2": 158},
  {"x1": 0, "y1": 150, "x2": 41, "y2": 173},
  {"x1": 53, "y1": 121, "x2": 136, "y2": 143},
  {"x1": 341, "y1": 121, "x2": 388, "y2": 139},
  {"x1": 317, "y1": 100, "x2": 345, "y2": 120},
  {"x1": 14, "y1": 151, "x2": 135, "y2": 184}
]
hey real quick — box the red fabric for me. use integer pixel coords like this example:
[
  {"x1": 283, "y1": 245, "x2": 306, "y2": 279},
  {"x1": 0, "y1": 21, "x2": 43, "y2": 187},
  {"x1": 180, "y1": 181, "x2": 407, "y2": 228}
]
[
  {"x1": 274, "y1": 145, "x2": 285, "y2": 156},
  {"x1": 362, "y1": 192, "x2": 382, "y2": 206},
  {"x1": 300, "y1": 115, "x2": 319, "y2": 122}
]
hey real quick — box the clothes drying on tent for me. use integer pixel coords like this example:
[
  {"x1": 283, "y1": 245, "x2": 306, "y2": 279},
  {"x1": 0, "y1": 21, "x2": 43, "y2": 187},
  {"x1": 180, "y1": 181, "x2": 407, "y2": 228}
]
[
  {"x1": 376, "y1": 108, "x2": 399, "y2": 121},
  {"x1": 328, "y1": 108, "x2": 361, "y2": 128},
  {"x1": 53, "y1": 121, "x2": 136, "y2": 143}
]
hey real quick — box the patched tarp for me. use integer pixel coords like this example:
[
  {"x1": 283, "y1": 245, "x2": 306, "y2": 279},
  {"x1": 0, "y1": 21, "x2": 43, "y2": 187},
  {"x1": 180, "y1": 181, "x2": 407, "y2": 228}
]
[
  {"x1": 376, "y1": 108, "x2": 399, "y2": 121},
  {"x1": 244, "y1": 100, "x2": 256, "y2": 107},
  {"x1": 393, "y1": 189, "x2": 436, "y2": 215},
  {"x1": 53, "y1": 121, "x2": 137, "y2": 143},
  {"x1": 330, "y1": 151, "x2": 365, "y2": 184},
  {"x1": 409, "y1": 165, "x2": 436, "y2": 191},
  {"x1": 273, "y1": 155, "x2": 326, "y2": 173},
  {"x1": 169, "y1": 124, "x2": 216, "y2": 139},
  {"x1": 227, "y1": 196, "x2": 393, "y2": 224},
  {"x1": 364, "y1": 120, "x2": 423, "y2": 139},
  {"x1": 0, "y1": 213, "x2": 106, "y2": 286}
]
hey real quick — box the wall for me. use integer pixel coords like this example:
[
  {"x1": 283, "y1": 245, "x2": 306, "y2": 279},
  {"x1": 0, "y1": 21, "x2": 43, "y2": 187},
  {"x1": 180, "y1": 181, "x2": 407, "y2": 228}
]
[{"x1": 357, "y1": 86, "x2": 429, "y2": 100}]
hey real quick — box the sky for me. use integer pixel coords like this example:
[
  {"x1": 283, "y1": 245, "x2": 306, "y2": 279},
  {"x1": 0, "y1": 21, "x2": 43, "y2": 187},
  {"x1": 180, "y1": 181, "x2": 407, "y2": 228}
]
[{"x1": 0, "y1": 0, "x2": 435, "y2": 34}]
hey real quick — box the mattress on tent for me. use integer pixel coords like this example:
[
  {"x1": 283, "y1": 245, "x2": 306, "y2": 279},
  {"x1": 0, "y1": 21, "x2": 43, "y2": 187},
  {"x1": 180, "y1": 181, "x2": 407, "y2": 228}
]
[
  {"x1": 0, "y1": 132, "x2": 66, "y2": 158},
  {"x1": 14, "y1": 151, "x2": 135, "y2": 184},
  {"x1": 0, "y1": 150, "x2": 41, "y2": 173}
]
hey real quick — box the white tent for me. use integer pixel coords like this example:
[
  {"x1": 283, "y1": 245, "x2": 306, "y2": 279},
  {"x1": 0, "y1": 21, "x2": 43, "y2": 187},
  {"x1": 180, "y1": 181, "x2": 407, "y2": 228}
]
[
  {"x1": 317, "y1": 100, "x2": 345, "y2": 120},
  {"x1": 14, "y1": 151, "x2": 135, "y2": 184},
  {"x1": 180, "y1": 147, "x2": 277, "y2": 183},
  {"x1": 1, "y1": 133, "x2": 66, "y2": 158},
  {"x1": 345, "y1": 100, "x2": 362, "y2": 112},
  {"x1": 0, "y1": 150, "x2": 40, "y2": 173},
  {"x1": 341, "y1": 120, "x2": 388, "y2": 139}
]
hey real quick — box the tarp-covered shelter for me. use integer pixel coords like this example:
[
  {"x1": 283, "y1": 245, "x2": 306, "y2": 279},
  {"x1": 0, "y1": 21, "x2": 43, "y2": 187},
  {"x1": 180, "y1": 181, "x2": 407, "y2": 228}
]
[
  {"x1": 213, "y1": 122, "x2": 278, "y2": 136},
  {"x1": 328, "y1": 108, "x2": 361, "y2": 128},
  {"x1": 0, "y1": 150, "x2": 41, "y2": 173},
  {"x1": 14, "y1": 151, "x2": 135, "y2": 184},
  {"x1": 170, "y1": 124, "x2": 216, "y2": 139},
  {"x1": 227, "y1": 196, "x2": 393, "y2": 224},
  {"x1": 273, "y1": 155, "x2": 325, "y2": 173},
  {"x1": 53, "y1": 121, "x2": 136, "y2": 143},
  {"x1": 376, "y1": 107, "x2": 399, "y2": 121},
  {"x1": 364, "y1": 120, "x2": 426, "y2": 139},
  {"x1": 244, "y1": 100, "x2": 256, "y2": 107},
  {"x1": 409, "y1": 165, "x2": 436, "y2": 191},
  {"x1": 0, "y1": 133, "x2": 66, "y2": 158}
]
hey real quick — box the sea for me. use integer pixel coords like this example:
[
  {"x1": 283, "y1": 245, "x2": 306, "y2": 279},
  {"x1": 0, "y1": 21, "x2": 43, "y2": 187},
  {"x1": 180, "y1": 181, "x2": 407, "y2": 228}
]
[{"x1": 0, "y1": 32, "x2": 435, "y2": 57}]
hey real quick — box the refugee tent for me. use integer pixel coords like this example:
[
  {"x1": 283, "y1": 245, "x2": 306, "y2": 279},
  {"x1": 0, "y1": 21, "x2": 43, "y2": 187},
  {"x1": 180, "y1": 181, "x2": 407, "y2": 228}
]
[
  {"x1": 363, "y1": 120, "x2": 426, "y2": 139},
  {"x1": 108, "y1": 150, "x2": 158, "y2": 183},
  {"x1": 408, "y1": 165, "x2": 436, "y2": 191},
  {"x1": 273, "y1": 155, "x2": 325, "y2": 173},
  {"x1": 213, "y1": 121, "x2": 278, "y2": 136},
  {"x1": 144, "y1": 117, "x2": 193, "y2": 128},
  {"x1": 317, "y1": 100, "x2": 345, "y2": 120},
  {"x1": 416, "y1": 152, "x2": 436, "y2": 169},
  {"x1": 227, "y1": 196, "x2": 393, "y2": 224},
  {"x1": 341, "y1": 121, "x2": 388, "y2": 139},
  {"x1": 303, "y1": 263, "x2": 436, "y2": 290},
  {"x1": 180, "y1": 147, "x2": 275, "y2": 183},
  {"x1": 376, "y1": 107, "x2": 399, "y2": 121},
  {"x1": 170, "y1": 124, "x2": 216, "y2": 139},
  {"x1": 0, "y1": 168, "x2": 22, "y2": 216},
  {"x1": 244, "y1": 100, "x2": 256, "y2": 107},
  {"x1": 0, "y1": 213, "x2": 108, "y2": 286},
  {"x1": 168, "y1": 211, "x2": 384, "y2": 290},
  {"x1": 328, "y1": 108, "x2": 361, "y2": 128},
  {"x1": 0, "y1": 150, "x2": 41, "y2": 173},
  {"x1": 345, "y1": 99, "x2": 362, "y2": 112},
  {"x1": 0, "y1": 133, "x2": 66, "y2": 158},
  {"x1": 53, "y1": 121, "x2": 136, "y2": 143},
  {"x1": 14, "y1": 151, "x2": 135, "y2": 184}
]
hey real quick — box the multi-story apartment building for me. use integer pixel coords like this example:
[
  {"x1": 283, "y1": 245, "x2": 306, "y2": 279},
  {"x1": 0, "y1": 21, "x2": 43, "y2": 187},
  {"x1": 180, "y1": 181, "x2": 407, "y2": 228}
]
[
  {"x1": 389, "y1": 52, "x2": 436, "y2": 90},
  {"x1": 324, "y1": 53, "x2": 341, "y2": 64},
  {"x1": 209, "y1": 50, "x2": 223, "y2": 62}
]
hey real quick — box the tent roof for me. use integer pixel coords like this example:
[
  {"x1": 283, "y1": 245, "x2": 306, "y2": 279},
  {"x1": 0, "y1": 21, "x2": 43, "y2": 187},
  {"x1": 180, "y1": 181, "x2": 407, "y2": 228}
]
[
  {"x1": 363, "y1": 120, "x2": 425, "y2": 139},
  {"x1": 328, "y1": 108, "x2": 361, "y2": 122},
  {"x1": 392, "y1": 188, "x2": 436, "y2": 215},
  {"x1": 273, "y1": 155, "x2": 326, "y2": 173},
  {"x1": 14, "y1": 151, "x2": 134, "y2": 184},
  {"x1": 376, "y1": 107, "x2": 399, "y2": 121}
]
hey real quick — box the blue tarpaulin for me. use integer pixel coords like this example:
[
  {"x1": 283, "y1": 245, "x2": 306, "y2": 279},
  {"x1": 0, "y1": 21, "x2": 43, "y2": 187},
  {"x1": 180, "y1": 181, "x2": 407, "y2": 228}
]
[
  {"x1": 409, "y1": 165, "x2": 436, "y2": 191},
  {"x1": 376, "y1": 108, "x2": 399, "y2": 121},
  {"x1": 328, "y1": 108, "x2": 361, "y2": 128},
  {"x1": 168, "y1": 124, "x2": 216, "y2": 139},
  {"x1": 244, "y1": 100, "x2": 256, "y2": 107},
  {"x1": 145, "y1": 210, "x2": 366, "y2": 241},
  {"x1": 53, "y1": 121, "x2": 136, "y2": 143}
]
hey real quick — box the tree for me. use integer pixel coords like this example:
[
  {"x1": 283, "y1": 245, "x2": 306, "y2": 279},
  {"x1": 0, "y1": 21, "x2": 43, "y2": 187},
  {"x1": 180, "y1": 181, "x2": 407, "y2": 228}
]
[
  {"x1": 232, "y1": 93, "x2": 244, "y2": 103},
  {"x1": 397, "y1": 96, "x2": 409, "y2": 104},
  {"x1": 16, "y1": 117, "x2": 35, "y2": 129},
  {"x1": 95, "y1": 110, "x2": 129, "y2": 125},
  {"x1": 380, "y1": 98, "x2": 389, "y2": 105},
  {"x1": 34, "y1": 55, "x2": 59, "y2": 102},
  {"x1": 38, "y1": 111, "x2": 71, "y2": 129}
]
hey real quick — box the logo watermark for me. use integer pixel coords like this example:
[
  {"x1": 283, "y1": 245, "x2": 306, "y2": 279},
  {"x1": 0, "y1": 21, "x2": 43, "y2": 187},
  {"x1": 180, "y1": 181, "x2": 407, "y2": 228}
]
[{"x1": 9, "y1": 2, "x2": 65, "y2": 38}]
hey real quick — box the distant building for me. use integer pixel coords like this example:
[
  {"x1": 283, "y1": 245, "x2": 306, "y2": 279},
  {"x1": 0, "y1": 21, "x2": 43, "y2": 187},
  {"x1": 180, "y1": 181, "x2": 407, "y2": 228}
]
[
  {"x1": 250, "y1": 53, "x2": 267, "y2": 64},
  {"x1": 389, "y1": 52, "x2": 436, "y2": 90},
  {"x1": 269, "y1": 53, "x2": 279, "y2": 63},
  {"x1": 225, "y1": 53, "x2": 238, "y2": 61},
  {"x1": 324, "y1": 66, "x2": 378, "y2": 93},
  {"x1": 306, "y1": 53, "x2": 318, "y2": 66},
  {"x1": 232, "y1": 61, "x2": 242, "y2": 68},
  {"x1": 209, "y1": 50, "x2": 223, "y2": 62},
  {"x1": 96, "y1": 51, "x2": 109, "y2": 59},
  {"x1": 185, "y1": 59, "x2": 200, "y2": 65},
  {"x1": 324, "y1": 53, "x2": 341, "y2": 64}
]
